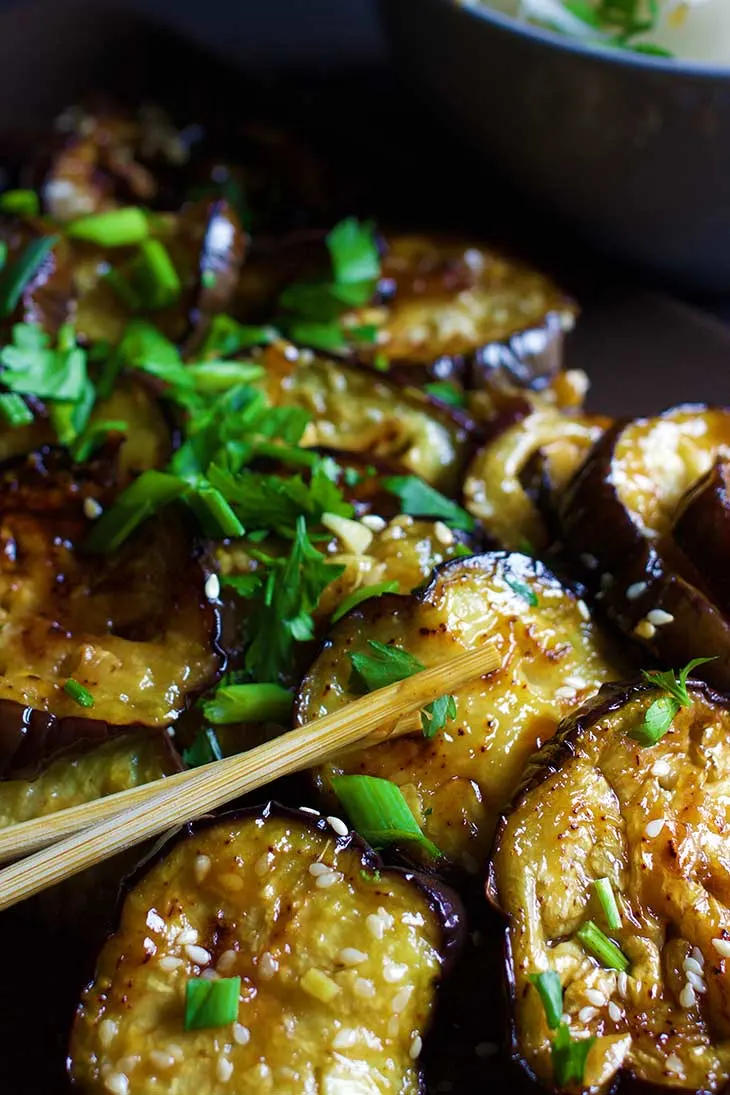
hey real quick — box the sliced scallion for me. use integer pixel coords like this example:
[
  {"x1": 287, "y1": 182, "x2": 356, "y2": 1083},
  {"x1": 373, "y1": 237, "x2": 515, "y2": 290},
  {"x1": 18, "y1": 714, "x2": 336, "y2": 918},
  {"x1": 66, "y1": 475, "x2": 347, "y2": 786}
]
[
  {"x1": 201, "y1": 683, "x2": 292, "y2": 726},
  {"x1": 84, "y1": 469, "x2": 189, "y2": 554},
  {"x1": 66, "y1": 207, "x2": 149, "y2": 247},
  {"x1": 576, "y1": 919, "x2": 629, "y2": 972},
  {"x1": 63, "y1": 679, "x2": 94, "y2": 708},
  {"x1": 0, "y1": 392, "x2": 33, "y2": 427},
  {"x1": 133, "y1": 238, "x2": 181, "y2": 310},
  {"x1": 0, "y1": 189, "x2": 39, "y2": 217},
  {"x1": 528, "y1": 970, "x2": 562, "y2": 1030},
  {"x1": 331, "y1": 773, "x2": 440, "y2": 857},
  {"x1": 184, "y1": 976, "x2": 241, "y2": 1031},
  {"x1": 593, "y1": 877, "x2": 622, "y2": 931},
  {"x1": 0, "y1": 235, "x2": 58, "y2": 318},
  {"x1": 551, "y1": 1022, "x2": 594, "y2": 1086}
]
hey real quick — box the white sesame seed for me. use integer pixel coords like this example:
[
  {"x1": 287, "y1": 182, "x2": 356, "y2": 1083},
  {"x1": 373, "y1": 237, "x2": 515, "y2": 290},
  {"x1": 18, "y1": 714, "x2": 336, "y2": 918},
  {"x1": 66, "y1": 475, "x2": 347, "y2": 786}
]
[
  {"x1": 259, "y1": 952, "x2": 278, "y2": 979},
  {"x1": 149, "y1": 1051, "x2": 175, "y2": 1070},
  {"x1": 555, "y1": 686, "x2": 576, "y2": 700},
  {"x1": 617, "y1": 972, "x2": 628, "y2": 996},
  {"x1": 692, "y1": 947, "x2": 704, "y2": 966},
  {"x1": 647, "y1": 609, "x2": 674, "y2": 627},
  {"x1": 99, "y1": 1019, "x2": 119, "y2": 1048},
  {"x1": 216, "y1": 1057, "x2": 234, "y2": 1083},
  {"x1": 83, "y1": 496, "x2": 103, "y2": 520},
  {"x1": 409, "y1": 1034, "x2": 423, "y2": 1060},
  {"x1": 392, "y1": 986, "x2": 413, "y2": 1013},
  {"x1": 475, "y1": 1041, "x2": 498, "y2": 1058},
  {"x1": 651, "y1": 758, "x2": 671, "y2": 777},
  {"x1": 383, "y1": 961, "x2": 408, "y2": 983},
  {"x1": 712, "y1": 938, "x2": 730, "y2": 957},
  {"x1": 433, "y1": 521, "x2": 455, "y2": 546},
  {"x1": 666, "y1": 1053, "x2": 684, "y2": 1076},
  {"x1": 577, "y1": 599, "x2": 590, "y2": 621},
  {"x1": 626, "y1": 581, "x2": 648, "y2": 601},
  {"x1": 316, "y1": 870, "x2": 341, "y2": 889},
  {"x1": 360, "y1": 515, "x2": 387, "y2": 532},
  {"x1": 116, "y1": 1057, "x2": 140, "y2": 1074},
  {"x1": 255, "y1": 852, "x2": 273, "y2": 877},
  {"x1": 366, "y1": 914, "x2": 385, "y2": 939},
  {"x1": 326, "y1": 815, "x2": 349, "y2": 837},
  {"x1": 378, "y1": 906, "x2": 394, "y2": 927},
  {"x1": 338, "y1": 948, "x2": 368, "y2": 966},
  {"x1": 578, "y1": 1006, "x2": 597, "y2": 1023},
  {"x1": 176, "y1": 927, "x2": 198, "y2": 946},
  {"x1": 634, "y1": 619, "x2": 657, "y2": 640},
  {"x1": 565, "y1": 675, "x2": 587, "y2": 689},
  {"x1": 159, "y1": 955, "x2": 183, "y2": 972},
  {"x1": 679, "y1": 982, "x2": 696, "y2": 1008},
  {"x1": 200, "y1": 968, "x2": 219, "y2": 981},
  {"x1": 166, "y1": 1044, "x2": 184, "y2": 1063},
  {"x1": 103, "y1": 1073, "x2": 129, "y2": 1095},
  {"x1": 584, "y1": 989, "x2": 605, "y2": 1007},
  {"x1": 644, "y1": 818, "x2": 665, "y2": 838},
  {"x1": 388, "y1": 1016, "x2": 400, "y2": 1038},
  {"x1": 233, "y1": 1023, "x2": 250, "y2": 1046},
  {"x1": 309, "y1": 862, "x2": 330, "y2": 877},
  {"x1": 686, "y1": 970, "x2": 706, "y2": 993},
  {"x1": 194, "y1": 854, "x2": 211, "y2": 882},
  {"x1": 185, "y1": 944, "x2": 211, "y2": 966},
  {"x1": 204, "y1": 573, "x2": 220, "y2": 601},
  {"x1": 299, "y1": 806, "x2": 321, "y2": 816},
  {"x1": 684, "y1": 957, "x2": 704, "y2": 977},
  {"x1": 354, "y1": 977, "x2": 376, "y2": 998},
  {"x1": 333, "y1": 1028, "x2": 358, "y2": 1050},
  {"x1": 217, "y1": 949, "x2": 237, "y2": 974},
  {"x1": 608, "y1": 1002, "x2": 622, "y2": 1022}
]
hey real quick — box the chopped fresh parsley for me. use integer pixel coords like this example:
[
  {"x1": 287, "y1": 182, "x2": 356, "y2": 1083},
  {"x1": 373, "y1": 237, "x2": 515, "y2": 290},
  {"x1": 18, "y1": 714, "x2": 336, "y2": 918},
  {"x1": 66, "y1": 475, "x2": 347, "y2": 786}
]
[
  {"x1": 0, "y1": 322, "x2": 90, "y2": 402},
  {"x1": 518, "y1": 0, "x2": 672, "y2": 56},
  {"x1": 504, "y1": 575, "x2": 539, "y2": 607},
  {"x1": 423, "y1": 380, "x2": 466, "y2": 408},
  {"x1": 382, "y1": 475, "x2": 475, "y2": 531},
  {"x1": 200, "y1": 314, "x2": 278, "y2": 358},
  {"x1": 0, "y1": 391, "x2": 32, "y2": 427},
  {"x1": 331, "y1": 580, "x2": 400, "y2": 624},
  {"x1": 201, "y1": 683, "x2": 292, "y2": 725},
  {"x1": 421, "y1": 693, "x2": 457, "y2": 739},
  {"x1": 348, "y1": 639, "x2": 425, "y2": 693},
  {"x1": 630, "y1": 657, "x2": 715, "y2": 746}
]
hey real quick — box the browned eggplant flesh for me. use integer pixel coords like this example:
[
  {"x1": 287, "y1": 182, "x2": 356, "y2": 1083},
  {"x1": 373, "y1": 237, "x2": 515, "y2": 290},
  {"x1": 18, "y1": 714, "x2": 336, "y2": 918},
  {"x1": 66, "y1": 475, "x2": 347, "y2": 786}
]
[
  {"x1": 69, "y1": 804, "x2": 463, "y2": 1094},
  {"x1": 560, "y1": 406, "x2": 730, "y2": 689},
  {"x1": 296, "y1": 552, "x2": 620, "y2": 870},
  {"x1": 490, "y1": 680, "x2": 730, "y2": 1093}
]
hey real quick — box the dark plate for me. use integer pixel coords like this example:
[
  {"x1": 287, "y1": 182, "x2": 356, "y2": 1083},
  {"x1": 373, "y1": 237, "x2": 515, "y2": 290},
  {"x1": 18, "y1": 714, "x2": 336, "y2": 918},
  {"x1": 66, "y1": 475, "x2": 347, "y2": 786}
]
[{"x1": 0, "y1": 5, "x2": 728, "y2": 1093}]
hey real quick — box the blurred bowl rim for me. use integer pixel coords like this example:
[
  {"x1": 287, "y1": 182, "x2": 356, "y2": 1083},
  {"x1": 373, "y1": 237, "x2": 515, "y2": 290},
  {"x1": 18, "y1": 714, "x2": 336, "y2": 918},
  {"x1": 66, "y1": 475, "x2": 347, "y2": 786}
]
[{"x1": 417, "y1": 0, "x2": 730, "y2": 80}]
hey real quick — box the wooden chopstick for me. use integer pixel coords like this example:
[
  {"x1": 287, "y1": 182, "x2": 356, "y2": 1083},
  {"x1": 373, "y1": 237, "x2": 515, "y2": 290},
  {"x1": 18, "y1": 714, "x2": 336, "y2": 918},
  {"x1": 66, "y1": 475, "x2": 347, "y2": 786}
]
[{"x1": 0, "y1": 641, "x2": 499, "y2": 910}]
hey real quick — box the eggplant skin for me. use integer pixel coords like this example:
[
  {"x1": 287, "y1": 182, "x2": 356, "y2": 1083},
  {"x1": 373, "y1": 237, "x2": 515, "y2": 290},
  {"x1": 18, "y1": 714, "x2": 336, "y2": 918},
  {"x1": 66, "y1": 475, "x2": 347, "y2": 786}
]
[
  {"x1": 0, "y1": 447, "x2": 221, "y2": 775},
  {"x1": 490, "y1": 679, "x2": 730, "y2": 1094},
  {"x1": 69, "y1": 802, "x2": 464, "y2": 1095},
  {"x1": 297, "y1": 551, "x2": 620, "y2": 872},
  {"x1": 673, "y1": 457, "x2": 730, "y2": 617},
  {"x1": 560, "y1": 406, "x2": 730, "y2": 689}
]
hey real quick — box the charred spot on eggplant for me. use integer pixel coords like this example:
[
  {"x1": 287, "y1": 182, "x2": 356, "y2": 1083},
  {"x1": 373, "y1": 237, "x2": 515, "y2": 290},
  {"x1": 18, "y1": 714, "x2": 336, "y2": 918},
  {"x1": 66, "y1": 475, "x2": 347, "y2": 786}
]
[
  {"x1": 0, "y1": 447, "x2": 220, "y2": 772},
  {"x1": 491, "y1": 679, "x2": 730, "y2": 1092},
  {"x1": 69, "y1": 803, "x2": 463, "y2": 1094},
  {"x1": 560, "y1": 406, "x2": 730, "y2": 688},
  {"x1": 296, "y1": 552, "x2": 619, "y2": 870}
]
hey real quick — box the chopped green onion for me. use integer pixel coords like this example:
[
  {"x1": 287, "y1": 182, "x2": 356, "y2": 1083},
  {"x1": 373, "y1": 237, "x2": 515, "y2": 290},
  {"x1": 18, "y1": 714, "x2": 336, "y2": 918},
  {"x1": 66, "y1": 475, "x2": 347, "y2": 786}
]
[
  {"x1": 185, "y1": 361, "x2": 265, "y2": 392},
  {"x1": 63, "y1": 679, "x2": 94, "y2": 708},
  {"x1": 551, "y1": 1022, "x2": 594, "y2": 1087},
  {"x1": 0, "y1": 235, "x2": 58, "y2": 318},
  {"x1": 382, "y1": 475, "x2": 475, "y2": 531},
  {"x1": 186, "y1": 484, "x2": 245, "y2": 539},
  {"x1": 184, "y1": 976, "x2": 240, "y2": 1031},
  {"x1": 288, "y1": 320, "x2": 347, "y2": 352},
  {"x1": 327, "y1": 217, "x2": 380, "y2": 285},
  {"x1": 200, "y1": 315, "x2": 278, "y2": 358},
  {"x1": 528, "y1": 970, "x2": 562, "y2": 1030},
  {"x1": 70, "y1": 419, "x2": 127, "y2": 463},
  {"x1": 133, "y1": 238, "x2": 181, "y2": 310},
  {"x1": 331, "y1": 580, "x2": 399, "y2": 623},
  {"x1": 0, "y1": 392, "x2": 33, "y2": 427},
  {"x1": 66, "y1": 207, "x2": 149, "y2": 247},
  {"x1": 348, "y1": 639, "x2": 425, "y2": 693},
  {"x1": 331, "y1": 774, "x2": 440, "y2": 857},
  {"x1": 182, "y1": 727, "x2": 223, "y2": 768},
  {"x1": 576, "y1": 920, "x2": 629, "y2": 972},
  {"x1": 201, "y1": 683, "x2": 292, "y2": 725},
  {"x1": 505, "y1": 575, "x2": 539, "y2": 607},
  {"x1": 348, "y1": 323, "x2": 379, "y2": 345},
  {"x1": 0, "y1": 321, "x2": 89, "y2": 401},
  {"x1": 423, "y1": 381, "x2": 466, "y2": 408},
  {"x1": 593, "y1": 877, "x2": 622, "y2": 931},
  {"x1": 84, "y1": 469, "x2": 189, "y2": 554},
  {"x1": 421, "y1": 693, "x2": 457, "y2": 739},
  {"x1": 0, "y1": 189, "x2": 39, "y2": 217}
]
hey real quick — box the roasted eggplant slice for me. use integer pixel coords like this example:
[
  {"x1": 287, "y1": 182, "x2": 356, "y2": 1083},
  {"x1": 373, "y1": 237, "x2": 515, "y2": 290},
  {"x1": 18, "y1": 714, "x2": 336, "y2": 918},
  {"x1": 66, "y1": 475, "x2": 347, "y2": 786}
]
[
  {"x1": 69, "y1": 803, "x2": 463, "y2": 1094},
  {"x1": 464, "y1": 404, "x2": 608, "y2": 552},
  {"x1": 260, "y1": 341, "x2": 476, "y2": 494},
  {"x1": 0, "y1": 448, "x2": 219, "y2": 773},
  {"x1": 346, "y1": 234, "x2": 577, "y2": 389},
  {"x1": 297, "y1": 552, "x2": 619, "y2": 870},
  {"x1": 673, "y1": 455, "x2": 730, "y2": 616},
  {"x1": 0, "y1": 730, "x2": 180, "y2": 826},
  {"x1": 560, "y1": 406, "x2": 730, "y2": 689},
  {"x1": 490, "y1": 679, "x2": 730, "y2": 1093}
]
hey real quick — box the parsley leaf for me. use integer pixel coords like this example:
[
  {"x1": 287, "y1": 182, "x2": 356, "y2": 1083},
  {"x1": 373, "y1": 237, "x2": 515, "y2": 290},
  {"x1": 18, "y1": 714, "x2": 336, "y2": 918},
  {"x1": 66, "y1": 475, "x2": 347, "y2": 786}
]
[
  {"x1": 348, "y1": 639, "x2": 425, "y2": 693},
  {"x1": 0, "y1": 322, "x2": 90, "y2": 402},
  {"x1": 382, "y1": 475, "x2": 475, "y2": 531},
  {"x1": 200, "y1": 314, "x2": 278, "y2": 359},
  {"x1": 641, "y1": 656, "x2": 716, "y2": 707},
  {"x1": 331, "y1": 580, "x2": 400, "y2": 624},
  {"x1": 421, "y1": 693, "x2": 457, "y2": 739},
  {"x1": 505, "y1": 575, "x2": 539, "y2": 607},
  {"x1": 630, "y1": 657, "x2": 716, "y2": 747},
  {"x1": 182, "y1": 727, "x2": 223, "y2": 768},
  {"x1": 551, "y1": 1023, "x2": 594, "y2": 1087}
]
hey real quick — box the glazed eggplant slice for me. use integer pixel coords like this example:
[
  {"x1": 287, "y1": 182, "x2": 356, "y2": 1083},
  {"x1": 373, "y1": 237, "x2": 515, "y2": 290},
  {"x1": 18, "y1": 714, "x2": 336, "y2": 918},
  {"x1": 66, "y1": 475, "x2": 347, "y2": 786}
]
[
  {"x1": 297, "y1": 552, "x2": 619, "y2": 870},
  {"x1": 345, "y1": 234, "x2": 577, "y2": 389},
  {"x1": 260, "y1": 341, "x2": 476, "y2": 494},
  {"x1": 0, "y1": 730, "x2": 180, "y2": 827},
  {"x1": 69, "y1": 804, "x2": 463, "y2": 1094},
  {"x1": 490, "y1": 679, "x2": 730, "y2": 1093},
  {"x1": 560, "y1": 406, "x2": 730, "y2": 688},
  {"x1": 0, "y1": 448, "x2": 219, "y2": 775},
  {"x1": 673, "y1": 456, "x2": 730, "y2": 616},
  {"x1": 464, "y1": 404, "x2": 608, "y2": 552}
]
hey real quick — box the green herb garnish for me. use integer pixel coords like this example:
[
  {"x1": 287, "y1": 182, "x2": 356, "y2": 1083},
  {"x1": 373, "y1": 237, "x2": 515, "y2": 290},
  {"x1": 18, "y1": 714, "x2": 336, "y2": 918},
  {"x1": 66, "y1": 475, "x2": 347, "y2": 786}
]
[
  {"x1": 551, "y1": 1022, "x2": 594, "y2": 1087},
  {"x1": 182, "y1": 727, "x2": 224, "y2": 768},
  {"x1": 184, "y1": 977, "x2": 241, "y2": 1030},
  {"x1": 421, "y1": 693, "x2": 457, "y2": 739},
  {"x1": 331, "y1": 580, "x2": 400, "y2": 624},
  {"x1": 348, "y1": 639, "x2": 425, "y2": 693},
  {"x1": 63, "y1": 679, "x2": 94, "y2": 708},
  {"x1": 630, "y1": 657, "x2": 715, "y2": 746},
  {"x1": 528, "y1": 970, "x2": 563, "y2": 1030},
  {"x1": 576, "y1": 920, "x2": 629, "y2": 972},
  {"x1": 381, "y1": 475, "x2": 475, "y2": 531},
  {"x1": 201, "y1": 683, "x2": 292, "y2": 725},
  {"x1": 0, "y1": 236, "x2": 58, "y2": 318},
  {"x1": 593, "y1": 877, "x2": 622, "y2": 931},
  {"x1": 423, "y1": 381, "x2": 466, "y2": 408},
  {"x1": 66, "y1": 207, "x2": 149, "y2": 247},
  {"x1": 0, "y1": 189, "x2": 39, "y2": 217},
  {"x1": 0, "y1": 392, "x2": 33, "y2": 427},
  {"x1": 331, "y1": 774, "x2": 440, "y2": 857},
  {"x1": 505, "y1": 575, "x2": 539, "y2": 607}
]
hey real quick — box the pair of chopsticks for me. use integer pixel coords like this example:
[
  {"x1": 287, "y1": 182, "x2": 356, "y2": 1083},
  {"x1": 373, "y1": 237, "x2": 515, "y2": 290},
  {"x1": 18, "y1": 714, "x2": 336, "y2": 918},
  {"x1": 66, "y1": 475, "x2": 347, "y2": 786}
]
[{"x1": 0, "y1": 641, "x2": 500, "y2": 911}]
